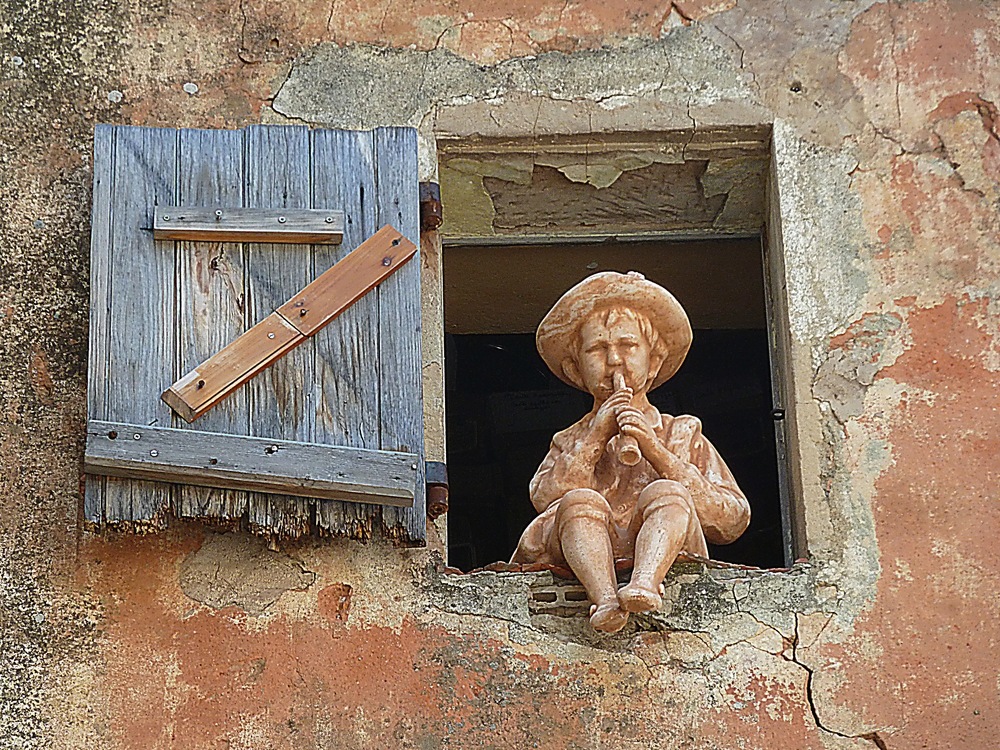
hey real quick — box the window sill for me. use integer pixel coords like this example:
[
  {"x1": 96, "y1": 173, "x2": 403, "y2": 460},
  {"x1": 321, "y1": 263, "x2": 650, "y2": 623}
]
[{"x1": 435, "y1": 557, "x2": 823, "y2": 647}]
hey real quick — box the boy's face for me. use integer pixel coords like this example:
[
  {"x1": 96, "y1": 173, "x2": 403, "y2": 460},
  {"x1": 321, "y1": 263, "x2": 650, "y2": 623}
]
[{"x1": 576, "y1": 312, "x2": 658, "y2": 397}]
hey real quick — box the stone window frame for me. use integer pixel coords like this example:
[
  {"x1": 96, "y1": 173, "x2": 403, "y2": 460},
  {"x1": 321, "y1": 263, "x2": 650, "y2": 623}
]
[{"x1": 422, "y1": 119, "x2": 878, "y2": 638}]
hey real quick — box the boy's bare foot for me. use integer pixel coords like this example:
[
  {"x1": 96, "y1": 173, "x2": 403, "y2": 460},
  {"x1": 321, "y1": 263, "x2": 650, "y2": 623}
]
[
  {"x1": 617, "y1": 582, "x2": 663, "y2": 613},
  {"x1": 589, "y1": 602, "x2": 630, "y2": 632}
]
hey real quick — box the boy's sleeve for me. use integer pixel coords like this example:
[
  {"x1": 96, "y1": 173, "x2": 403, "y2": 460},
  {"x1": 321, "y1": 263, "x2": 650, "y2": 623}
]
[
  {"x1": 665, "y1": 415, "x2": 750, "y2": 544},
  {"x1": 528, "y1": 428, "x2": 572, "y2": 513}
]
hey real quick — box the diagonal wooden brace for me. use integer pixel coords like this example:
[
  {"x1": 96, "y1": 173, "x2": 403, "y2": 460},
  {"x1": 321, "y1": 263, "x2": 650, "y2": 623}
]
[{"x1": 162, "y1": 225, "x2": 417, "y2": 423}]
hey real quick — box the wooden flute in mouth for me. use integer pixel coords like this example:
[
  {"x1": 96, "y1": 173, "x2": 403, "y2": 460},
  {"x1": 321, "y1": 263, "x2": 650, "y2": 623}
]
[{"x1": 613, "y1": 372, "x2": 642, "y2": 466}]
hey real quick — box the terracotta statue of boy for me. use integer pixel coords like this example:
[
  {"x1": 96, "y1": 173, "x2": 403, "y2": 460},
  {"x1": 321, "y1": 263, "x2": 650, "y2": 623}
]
[{"x1": 511, "y1": 271, "x2": 751, "y2": 633}]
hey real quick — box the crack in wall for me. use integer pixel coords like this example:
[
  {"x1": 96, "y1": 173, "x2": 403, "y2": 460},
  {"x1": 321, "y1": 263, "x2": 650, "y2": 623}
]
[{"x1": 788, "y1": 612, "x2": 891, "y2": 749}]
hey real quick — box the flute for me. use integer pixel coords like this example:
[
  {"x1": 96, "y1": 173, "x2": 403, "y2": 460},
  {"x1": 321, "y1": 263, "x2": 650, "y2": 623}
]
[{"x1": 613, "y1": 372, "x2": 642, "y2": 466}]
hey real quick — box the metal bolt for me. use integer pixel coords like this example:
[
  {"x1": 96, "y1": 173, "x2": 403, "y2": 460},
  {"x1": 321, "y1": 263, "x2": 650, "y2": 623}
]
[
  {"x1": 149, "y1": 449, "x2": 158, "y2": 458},
  {"x1": 265, "y1": 445, "x2": 279, "y2": 455},
  {"x1": 325, "y1": 216, "x2": 334, "y2": 223},
  {"x1": 267, "y1": 332, "x2": 275, "y2": 339},
  {"x1": 299, "y1": 309, "x2": 307, "y2": 317},
  {"x1": 215, "y1": 210, "x2": 223, "y2": 221},
  {"x1": 278, "y1": 216, "x2": 286, "y2": 224},
  {"x1": 208, "y1": 457, "x2": 218, "y2": 465},
  {"x1": 133, "y1": 433, "x2": 141, "y2": 440},
  {"x1": 382, "y1": 257, "x2": 392, "y2": 266},
  {"x1": 162, "y1": 215, "x2": 170, "y2": 221},
  {"x1": 411, "y1": 463, "x2": 418, "y2": 470},
  {"x1": 197, "y1": 379, "x2": 205, "y2": 389}
]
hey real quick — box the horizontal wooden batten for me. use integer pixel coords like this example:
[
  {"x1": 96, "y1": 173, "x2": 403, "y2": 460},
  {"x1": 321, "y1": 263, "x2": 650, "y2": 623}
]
[
  {"x1": 153, "y1": 206, "x2": 345, "y2": 244},
  {"x1": 162, "y1": 224, "x2": 416, "y2": 423},
  {"x1": 85, "y1": 421, "x2": 418, "y2": 507}
]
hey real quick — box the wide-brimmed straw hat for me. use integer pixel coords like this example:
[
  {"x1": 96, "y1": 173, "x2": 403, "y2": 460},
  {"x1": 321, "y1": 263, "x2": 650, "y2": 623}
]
[{"x1": 536, "y1": 271, "x2": 692, "y2": 392}]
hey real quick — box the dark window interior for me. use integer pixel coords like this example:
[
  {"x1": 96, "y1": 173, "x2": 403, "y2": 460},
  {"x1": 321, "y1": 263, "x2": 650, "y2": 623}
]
[{"x1": 444, "y1": 239, "x2": 785, "y2": 570}]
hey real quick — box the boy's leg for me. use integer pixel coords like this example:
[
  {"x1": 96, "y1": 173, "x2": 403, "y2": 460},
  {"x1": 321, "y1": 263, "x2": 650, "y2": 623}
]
[
  {"x1": 553, "y1": 489, "x2": 629, "y2": 632},
  {"x1": 618, "y1": 480, "x2": 707, "y2": 613}
]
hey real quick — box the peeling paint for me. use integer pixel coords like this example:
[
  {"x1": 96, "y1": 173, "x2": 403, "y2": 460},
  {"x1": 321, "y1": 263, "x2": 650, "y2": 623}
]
[{"x1": 179, "y1": 533, "x2": 316, "y2": 616}]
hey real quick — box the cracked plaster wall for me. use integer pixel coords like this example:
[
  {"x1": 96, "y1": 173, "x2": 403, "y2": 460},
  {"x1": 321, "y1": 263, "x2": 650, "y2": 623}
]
[{"x1": 1, "y1": 1, "x2": 999, "y2": 748}]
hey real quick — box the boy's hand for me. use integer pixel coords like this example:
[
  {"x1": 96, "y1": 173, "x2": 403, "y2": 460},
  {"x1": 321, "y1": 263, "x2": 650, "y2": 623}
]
[
  {"x1": 617, "y1": 407, "x2": 658, "y2": 457},
  {"x1": 591, "y1": 386, "x2": 632, "y2": 439}
]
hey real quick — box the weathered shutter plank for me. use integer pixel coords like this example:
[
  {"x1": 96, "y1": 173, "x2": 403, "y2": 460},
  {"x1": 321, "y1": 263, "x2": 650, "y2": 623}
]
[
  {"x1": 311, "y1": 129, "x2": 382, "y2": 538},
  {"x1": 103, "y1": 126, "x2": 178, "y2": 526},
  {"x1": 374, "y1": 127, "x2": 426, "y2": 544},
  {"x1": 84, "y1": 124, "x2": 114, "y2": 524},
  {"x1": 245, "y1": 125, "x2": 314, "y2": 535},
  {"x1": 175, "y1": 127, "x2": 250, "y2": 520},
  {"x1": 86, "y1": 421, "x2": 418, "y2": 506},
  {"x1": 164, "y1": 311, "x2": 305, "y2": 423}
]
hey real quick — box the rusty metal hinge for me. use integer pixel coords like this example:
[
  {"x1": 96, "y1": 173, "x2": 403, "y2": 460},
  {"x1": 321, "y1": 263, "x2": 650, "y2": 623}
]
[
  {"x1": 426, "y1": 460, "x2": 449, "y2": 519},
  {"x1": 419, "y1": 182, "x2": 442, "y2": 231}
]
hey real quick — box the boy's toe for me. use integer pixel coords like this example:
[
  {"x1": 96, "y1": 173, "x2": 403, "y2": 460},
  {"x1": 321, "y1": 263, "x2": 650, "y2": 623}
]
[
  {"x1": 589, "y1": 602, "x2": 630, "y2": 632},
  {"x1": 617, "y1": 583, "x2": 663, "y2": 613}
]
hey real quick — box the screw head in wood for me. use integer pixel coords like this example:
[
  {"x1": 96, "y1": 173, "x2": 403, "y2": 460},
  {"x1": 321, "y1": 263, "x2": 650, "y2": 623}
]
[
  {"x1": 265, "y1": 445, "x2": 278, "y2": 455},
  {"x1": 149, "y1": 450, "x2": 158, "y2": 457},
  {"x1": 299, "y1": 309, "x2": 307, "y2": 317},
  {"x1": 133, "y1": 433, "x2": 141, "y2": 440},
  {"x1": 325, "y1": 216, "x2": 334, "y2": 223},
  {"x1": 267, "y1": 332, "x2": 275, "y2": 339},
  {"x1": 162, "y1": 215, "x2": 170, "y2": 221},
  {"x1": 197, "y1": 379, "x2": 205, "y2": 389},
  {"x1": 215, "y1": 210, "x2": 223, "y2": 220},
  {"x1": 278, "y1": 216, "x2": 286, "y2": 223},
  {"x1": 382, "y1": 256, "x2": 392, "y2": 266}
]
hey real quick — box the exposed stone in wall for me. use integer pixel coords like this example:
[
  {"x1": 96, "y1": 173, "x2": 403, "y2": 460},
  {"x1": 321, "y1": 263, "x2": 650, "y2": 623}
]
[{"x1": 179, "y1": 533, "x2": 317, "y2": 615}]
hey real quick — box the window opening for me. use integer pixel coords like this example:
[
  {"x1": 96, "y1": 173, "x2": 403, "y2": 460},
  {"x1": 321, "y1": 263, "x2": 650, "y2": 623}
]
[{"x1": 444, "y1": 238, "x2": 785, "y2": 570}]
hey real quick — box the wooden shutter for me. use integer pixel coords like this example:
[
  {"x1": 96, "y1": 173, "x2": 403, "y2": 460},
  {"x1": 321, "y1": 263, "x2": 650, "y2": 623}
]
[{"x1": 84, "y1": 125, "x2": 426, "y2": 545}]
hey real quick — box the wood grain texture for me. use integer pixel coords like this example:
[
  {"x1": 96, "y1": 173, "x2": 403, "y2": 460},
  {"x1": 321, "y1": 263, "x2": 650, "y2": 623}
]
[
  {"x1": 155, "y1": 206, "x2": 344, "y2": 244},
  {"x1": 311, "y1": 129, "x2": 382, "y2": 538},
  {"x1": 163, "y1": 227, "x2": 413, "y2": 421},
  {"x1": 85, "y1": 421, "x2": 417, "y2": 506},
  {"x1": 277, "y1": 225, "x2": 415, "y2": 336},
  {"x1": 84, "y1": 124, "x2": 114, "y2": 525},
  {"x1": 245, "y1": 125, "x2": 315, "y2": 535},
  {"x1": 374, "y1": 127, "x2": 426, "y2": 544},
  {"x1": 164, "y1": 311, "x2": 305, "y2": 423},
  {"x1": 103, "y1": 126, "x2": 178, "y2": 525},
  {"x1": 174, "y1": 128, "x2": 251, "y2": 519}
]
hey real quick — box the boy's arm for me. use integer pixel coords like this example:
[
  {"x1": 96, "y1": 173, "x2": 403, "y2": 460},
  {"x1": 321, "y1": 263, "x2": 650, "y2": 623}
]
[
  {"x1": 528, "y1": 426, "x2": 606, "y2": 513},
  {"x1": 645, "y1": 419, "x2": 750, "y2": 544},
  {"x1": 617, "y1": 411, "x2": 749, "y2": 544}
]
